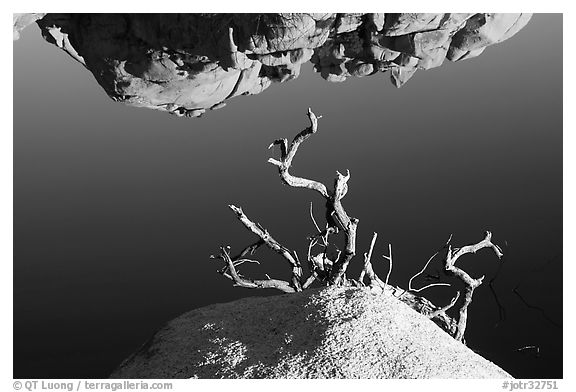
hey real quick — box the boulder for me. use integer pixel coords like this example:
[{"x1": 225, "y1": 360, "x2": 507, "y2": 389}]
[
  {"x1": 367, "y1": 13, "x2": 386, "y2": 32},
  {"x1": 447, "y1": 13, "x2": 533, "y2": 61},
  {"x1": 383, "y1": 13, "x2": 472, "y2": 36},
  {"x1": 335, "y1": 13, "x2": 365, "y2": 34},
  {"x1": 390, "y1": 65, "x2": 419, "y2": 88},
  {"x1": 233, "y1": 13, "x2": 335, "y2": 54},
  {"x1": 25, "y1": 13, "x2": 532, "y2": 117},
  {"x1": 111, "y1": 286, "x2": 512, "y2": 379}
]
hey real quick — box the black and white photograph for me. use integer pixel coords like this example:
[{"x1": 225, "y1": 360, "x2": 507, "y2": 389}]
[{"x1": 9, "y1": 3, "x2": 568, "y2": 387}]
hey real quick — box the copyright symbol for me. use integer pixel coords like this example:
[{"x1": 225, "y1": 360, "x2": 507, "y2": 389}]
[{"x1": 13, "y1": 381, "x2": 22, "y2": 390}]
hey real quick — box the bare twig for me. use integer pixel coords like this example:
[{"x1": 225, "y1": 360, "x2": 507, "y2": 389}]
[
  {"x1": 358, "y1": 232, "x2": 388, "y2": 290},
  {"x1": 408, "y1": 250, "x2": 451, "y2": 293},
  {"x1": 268, "y1": 108, "x2": 329, "y2": 198},
  {"x1": 216, "y1": 246, "x2": 295, "y2": 293},
  {"x1": 217, "y1": 258, "x2": 260, "y2": 276},
  {"x1": 359, "y1": 232, "x2": 378, "y2": 285},
  {"x1": 383, "y1": 243, "x2": 393, "y2": 288},
  {"x1": 364, "y1": 232, "x2": 378, "y2": 280},
  {"x1": 228, "y1": 204, "x2": 303, "y2": 291},
  {"x1": 309, "y1": 202, "x2": 323, "y2": 237},
  {"x1": 517, "y1": 345, "x2": 541, "y2": 358},
  {"x1": 367, "y1": 232, "x2": 378, "y2": 264},
  {"x1": 216, "y1": 239, "x2": 265, "y2": 275},
  {"x1": 449, "y1": 231, "x2": 503, "y2": 263},
  {"x1": 302, "y1": 271, "x2": 319, "y2": 289},
  {"x1": 307, "y1": 237, "x2": 318, "y2": 265},
  {"x1": 306, "y1": 223, "x2": 337, "y2": 285},
  {"x1": 443, "y1": 231, "x2": 504, "y2": 341}
]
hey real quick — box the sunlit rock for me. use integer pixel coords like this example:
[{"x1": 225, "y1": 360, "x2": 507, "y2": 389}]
[
  {"x1": 383, "y1": 13, "x2": 474, "y2": 36},
  {"x1": 448, "y1": 13, "x2": 533, "y2": 61},
  {"x1": 335, "y1": 13, "x2": 365, "y2": 34},
  {"x1": 111, "y1": 286, "x2": 512, "y2": 379},
  {"x1": 368, "y1": 13, "x2": 386, "y2": 32}
]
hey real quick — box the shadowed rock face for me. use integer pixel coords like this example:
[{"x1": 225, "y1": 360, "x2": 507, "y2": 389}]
[
  {"x1": 111, "y1": 286, "x2": 512, "y2": 378},
  {"x1": 21, "y1": 13, "x2": 531, "y2": 117}
]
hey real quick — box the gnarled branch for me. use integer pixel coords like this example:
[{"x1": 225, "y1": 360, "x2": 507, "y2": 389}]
[
  {"x1": 228, "y1": 204, "x2": 303, "y2": 291},
  {"x1": 217, "y1": 239, "x2": 264, "y2": 276},
  {"x1": 214, "y1": 246, "x2": 295, "y2": 293},
  {"x1": 209, "y1": 108, "x2": 504, "y2": 345},
  {"x1": 443, "y1": 231, "x2": 504, "y2": 341},
  {"x1": 408, "y1": 250, "x2": 451, "y2": 293},
  {"x1": 268, "y1": 108, "x2": 358, "y2": 286},
  {"x1": 408, "y1": 234, "x2": 453, "y2": 293},
  {"x1": 268, "y1": 108, "x2": 329, "y2": 198}
]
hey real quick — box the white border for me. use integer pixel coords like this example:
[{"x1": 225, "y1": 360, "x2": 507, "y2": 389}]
[{"x1": 4, "y1": 2, "x2": 573, "y2": 391}]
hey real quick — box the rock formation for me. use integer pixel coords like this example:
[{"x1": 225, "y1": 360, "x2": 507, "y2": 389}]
[
  {"x1": 13, "y1": 13, "x2": 46, "y2": 40},
  {"x1": 111, "y1": 286, "x2": 512, "y2": 378},
  {"x1": 15, "y1": 13, "x2": 532, "y2": 117}
]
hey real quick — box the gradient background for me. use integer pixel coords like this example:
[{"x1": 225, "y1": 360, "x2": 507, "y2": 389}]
[{"x1": 13, "y1": 14, "x2": 562, "y2": 378}]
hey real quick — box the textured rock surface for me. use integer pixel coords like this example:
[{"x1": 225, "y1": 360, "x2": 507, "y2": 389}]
[
  {"x1": 17, "y1": 13, "x2": 531, "y2": 117},
  {"x1": 111, "y1": 286, "x2": 512, "y2": 379}
]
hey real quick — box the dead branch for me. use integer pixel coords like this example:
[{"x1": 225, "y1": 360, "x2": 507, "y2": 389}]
[
  {"x1": 309, "y1": 202, "x2": 327, "y2": 245},
  {"x1": 358, "y1": 232, "x2": 375, "y2": 285},
  {"x1": 448, "y1": 231, "x2": 503, "y2": 263},
  {"x1": 217, "y1": 239, "x2": 264, "y2": 275},
  {"x1": 358, "y1": 232, "x2": 386, "y2": 289},
  {"x1": 228, "y1": 204, "x2": 303, "y2": 291},
  {"x1": 302, "y1": 271, "x2": 319, "y2": 290},
  {"x1": 268, "y1": 108, "x2": 358, "y2": 286},
  {"x1": 517, "y1": 345, "x2": 541, "y2": 358},
  {"x1": 383, "y1": 285, "x2": 459, "y2": 336},
  {"x1": 215, "y1": 246, "x2": 296, "y2": 293},
  {"x1": 408, "y1": 251, "x2": 452, "y2": 293},
  {"x1": 209, "y1": 108, "x2": 504, "y2": 345},
  {"x1": 408, "y1": 235, "x2": 453, "y2": 293},
  {"x1": 267, "y1": 108, "x2": 329, "y2": 198},
  {"x1": 328, "y1": 171, "x2": 358, "y2": 284},
  {"x1": 215, "y1": 109, "x2": 359, "y2": 294},
  {"x1": 305, "y1": 221, "x2": 337, "y2": 287},
  {"x1": 383, "y1": 243, "x2": 393, "y2": 288},
  {"x1": 443, "y1": 231, "x2": 504, "y2": 341}
]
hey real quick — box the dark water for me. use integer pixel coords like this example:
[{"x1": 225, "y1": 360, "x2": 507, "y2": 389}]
[{"x1": 13, "y1": 14, "x2": 562, "y2": 378}]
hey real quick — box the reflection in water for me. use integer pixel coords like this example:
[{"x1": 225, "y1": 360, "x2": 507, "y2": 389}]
[{"x1": 20, "y1": 13, "x2": 531, "y2": 117}]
